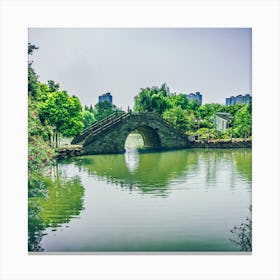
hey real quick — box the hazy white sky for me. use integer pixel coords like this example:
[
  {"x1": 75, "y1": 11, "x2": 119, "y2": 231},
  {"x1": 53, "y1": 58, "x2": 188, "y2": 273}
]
[{"x1": 29, "y1": 28, "x2": 251, "y2": 109}]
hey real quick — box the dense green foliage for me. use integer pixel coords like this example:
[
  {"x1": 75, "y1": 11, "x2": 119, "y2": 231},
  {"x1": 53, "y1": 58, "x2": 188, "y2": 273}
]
[
  {"x1": 28, "y1": 44, "x2": 54, "y2": 195},
  {"x1": 28, "y1": 100, "x2": 55, "y2": 195},
  {"x1": 39, "y1": 91, "x2": 84, "y2": 140},
  {"x1": 82, "y1": 109, "x2": 96, "y2": 128},
  {"x1": 233, "y1": 103, "x2": 252, "y2": 138},
  {"x1": 134, "y1": 84, "x2": 252, "y2": 140},
  {"x1": 47, "y1": 80, "x2": 60, "y2": 92},
  {"x1": 28, "y1": 43, "x2": 84, "y2": 194},
  {"x1": 94, "y1": 100, "x2": 119, "y2": 121},
  {"x1": 82, "y1": 100, "x2": 122, "y2": 126},
  {"x1": 134, "y1": 84, "x2": 171, "y2": 115}
]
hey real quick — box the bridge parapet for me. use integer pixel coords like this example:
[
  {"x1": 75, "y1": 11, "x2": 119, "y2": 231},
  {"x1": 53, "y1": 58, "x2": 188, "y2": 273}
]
[
  {"x1": 71, "y1": 111, "x2": 126, "y2": 145},
  {"x1": 73, "y1": 111, "x2": 189, "y2": 154},
  {"x1": 83, "y1": 112, "x2": 132, "y2": 146},
  {"x1": 136, "y1": 112, "x2": 188, "y2": 139}
]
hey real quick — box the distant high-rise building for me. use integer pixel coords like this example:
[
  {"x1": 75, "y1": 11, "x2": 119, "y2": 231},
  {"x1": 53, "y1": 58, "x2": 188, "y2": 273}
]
[
  {"x1": 98, "y1": 92, "x2": 113, "y2": 104},
  {"x1": 225, "y1": 94, "x2": 252, "y2": 106},
  {"x1": 187, "y1": 92, "x2": 202, "y2": 105}
]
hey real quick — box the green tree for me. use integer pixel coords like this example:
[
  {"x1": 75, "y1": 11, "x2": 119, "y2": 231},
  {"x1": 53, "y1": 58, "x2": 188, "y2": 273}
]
[
  {"x1": 82, "y1": 110, "x2": 96, "y2": 128},
  {"x1": 151, "y1": 93, "x2": 170, "y2": 115},
  {"x1": 84, "y1": 104, "x2": 95, "y2": 114},
  {"x1": 89, "y1": 105, "x2": 94, "y2": 113},
  {"x1": 197, "y1": 103, "x2": 224, "y2": 119},
  {"x1": 28, "y1": 43, "x2": 55, "y2": 195},
  {"x1": 170, "y1": 94, "x2": 189, "y2": 110},
  {"x1": 34, "y1": 83, "x2": 51, "y2": 102},
  {"x1": 94, "y1": 101, "x2": 117, "y2": 121},
  {"x1": 39, "y1": 91, "x2": 84, "y2": 146},
  {"x1": 134, "y1": 87, "x2": 154, "y2": 112},
  {"x1": 134, "y1": 84, "x2": 171, "y2": 114},
  {"x1": 163, "y1": 106, "x2": 189, "y2": 131},
  {"x1": 224, "y1": 103, "x2": 244, "y2": 115},
  {"x1": 28, "y1": 43, "x2": 40, "y2": 99},
  {"x1": 28, "y1": 100, "x2": 55, "y2": 194},
  {"x1": 134, "y1": 84, "x2": 253, "y2": 141},
  {"x1": 47, "y1": 80, "x2": 60, "y2": 92},
  {"x1": 233, "y1": 104, "x2": 252, "y2": 138},
  {"x1": 198, "y1": 119, "x2": 213, "y2": 129},
  {"x1": 194, "y1": 127, "x2": 216, "y2": 141}
]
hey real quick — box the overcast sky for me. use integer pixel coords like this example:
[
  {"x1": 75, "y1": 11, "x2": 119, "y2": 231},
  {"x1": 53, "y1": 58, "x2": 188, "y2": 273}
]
[{"x1": 29, "y1": 28, "x2": 251, "y2": 109}]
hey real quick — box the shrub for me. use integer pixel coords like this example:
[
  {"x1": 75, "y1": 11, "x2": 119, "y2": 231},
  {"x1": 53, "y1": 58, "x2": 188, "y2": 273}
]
[
  {"x1": 28, "y1": 100, "x2": 55, "y2": 196},
  {"x1": 230, "y1": 205, "x2": 252, "y2": 251}
]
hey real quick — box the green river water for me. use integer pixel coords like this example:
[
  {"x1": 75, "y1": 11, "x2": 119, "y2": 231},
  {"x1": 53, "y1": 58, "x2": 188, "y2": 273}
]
[{"x1": 28, "y1": 134, "x2": 252, "y2": 253}]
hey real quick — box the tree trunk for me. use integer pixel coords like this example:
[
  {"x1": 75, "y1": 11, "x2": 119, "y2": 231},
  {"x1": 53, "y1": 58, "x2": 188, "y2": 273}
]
[{"x1": 55, "y1": 132, "x2": 58, "y2": 148}]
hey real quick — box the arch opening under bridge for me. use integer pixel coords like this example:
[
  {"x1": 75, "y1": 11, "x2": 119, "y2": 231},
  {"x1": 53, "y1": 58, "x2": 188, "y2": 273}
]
[{"x1": 124, "y1": 126, "x2": 161, "y2": 151}]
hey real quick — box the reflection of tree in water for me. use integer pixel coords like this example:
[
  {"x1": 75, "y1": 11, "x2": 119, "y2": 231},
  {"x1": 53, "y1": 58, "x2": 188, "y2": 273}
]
[
  {"x1": 195, "y1": 149, "x2": 251, "y2": 189},
  {"x1": 39, "y1": 176, "x2": 84, "y2": 227},
  {"x1": 28, "y1": 172, "x2": 84, "y2": 251},
  {"x1": 234, "y1": 149, "x2": 252, "y2": 182},
  {"x1": 197, "y1": 149, "x2": 221, "y2": 186},
  {"x1": 73, "y1": 150, "x2": 199, "y2": 196},
  {"x1": 28, "y1": 198, "x2": 46, "y2": 252}
]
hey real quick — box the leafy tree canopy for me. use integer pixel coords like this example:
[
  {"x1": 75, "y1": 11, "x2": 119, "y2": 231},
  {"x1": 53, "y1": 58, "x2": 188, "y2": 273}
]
[
  {"x1": 134, "y1": 84, "x2": 171, "y2": 114},
  {"x1": 94, "y1": 100, "x2": 118, "y2": 121},
  {"x1": 233, "y1": 104, "x2": 252, "y2": 138},
  {"x1": 82, "y1": 110, "x2": 96, "y2": 128},
  {"x1": 39, "y1": 91, "x2": 84, "y2": 137},
  {"x1": 47, "y1": 80, "x2": 60, "y2": 92},
  {"x1": 133, "y1": 83, "x2": 252, "y2": 138}
]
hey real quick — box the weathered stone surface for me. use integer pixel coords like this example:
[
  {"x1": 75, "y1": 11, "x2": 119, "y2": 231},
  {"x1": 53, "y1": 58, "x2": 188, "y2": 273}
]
[
  {"x1": 72, "y1": 112, "x2": 189, "y2": 154},
  {"x1": 189, "y1": 139, "x2": 252, "y2": 149},
  {"x1": 55, "y1": 145, "x2": 85, "y2": 159}
]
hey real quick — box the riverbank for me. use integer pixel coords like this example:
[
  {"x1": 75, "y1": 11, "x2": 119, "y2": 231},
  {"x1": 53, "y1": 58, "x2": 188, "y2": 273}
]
[
  {"x1": 54, "y1": 139, "x2": 251, "y2": 159},
  {"x1": 55, "y1": 145, "x2": 86, "y2": 159},
  {"x1": 189, "y1": 139, "x2": 252, "y2": 149}
]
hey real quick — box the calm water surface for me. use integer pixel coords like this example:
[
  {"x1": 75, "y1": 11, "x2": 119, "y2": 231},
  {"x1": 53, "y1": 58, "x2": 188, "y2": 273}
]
[{"x1": 28, "y1": 137, "x2": 252, "y2": 252}]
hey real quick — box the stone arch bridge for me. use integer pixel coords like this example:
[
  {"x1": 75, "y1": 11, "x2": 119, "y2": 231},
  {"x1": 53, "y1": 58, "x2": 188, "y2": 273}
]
[{"x1": 71, "y1": 111, "x2": 189, "y2": 154}]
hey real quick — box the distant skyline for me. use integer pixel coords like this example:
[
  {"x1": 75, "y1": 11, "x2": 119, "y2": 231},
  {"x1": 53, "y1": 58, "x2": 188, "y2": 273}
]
[{"x1": 29, "y1": 28, "x2": 251, "y2": 109}]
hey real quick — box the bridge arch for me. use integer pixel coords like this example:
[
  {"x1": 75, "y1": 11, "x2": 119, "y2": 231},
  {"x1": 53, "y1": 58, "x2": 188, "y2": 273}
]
[
  {"x1": 124, "y1": 125, "x2": 161, "y2": 151},
  {"x1": 72, "y1": 112, "x2": 189, "y2": 154}
]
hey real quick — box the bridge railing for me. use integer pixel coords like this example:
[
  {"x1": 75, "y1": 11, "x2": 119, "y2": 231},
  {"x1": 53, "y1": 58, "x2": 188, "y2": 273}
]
[
  {"x1": 85, "y1": 111, "x2": 123, "y2": 132},
  {"x1": 152, "y1": 113, "x2": 188, "y2": 139},
  {"x1": 83, "y1": 112, "x2": 132, "y2": 146},
  {"x1": 71, "y1": 111, "x2": 125, "y2": 144}
]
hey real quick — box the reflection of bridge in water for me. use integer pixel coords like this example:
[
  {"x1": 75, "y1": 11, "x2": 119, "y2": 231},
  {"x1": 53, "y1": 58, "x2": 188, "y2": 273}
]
[
  {"x1": 71, "y1": 112, "x2": 190, "y2": 154},
  {"x1": 28, "y1": 149, "x2": 251, "y2": 251},
  {"x1": 74, "y1": 150, "x2": 199, "y2": 195},
  {"x1": 72, "y1": 148, "x2": 252, "y2": 195}
]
